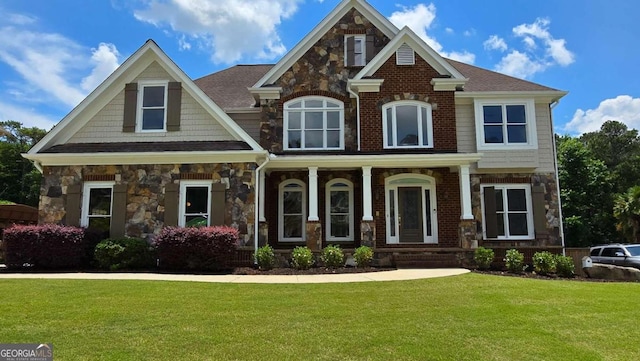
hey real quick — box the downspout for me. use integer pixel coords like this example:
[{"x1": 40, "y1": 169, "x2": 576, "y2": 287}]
[
  {"x1": 253, "y1": 154, "x2": 271, "y2": 258},
  {"x1": 550, "y1": 100, "x2": 566, "y2": 256},
  {"x1": 347, "y1": 84, "x2": 361, "y2": 151}
]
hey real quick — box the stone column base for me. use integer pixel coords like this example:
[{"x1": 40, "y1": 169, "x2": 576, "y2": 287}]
[
  {"x1": 306, "y1": 221, "x2": 322, "y2": 250},
  {"x1": 258, "y1": 222, "x2": 269, "y2": 247},
  {"x1": 360, "y1": 220, "x2": 376, "y2": 248},
  {"x1": 459, "y1": 219, "x2": 477, "y2": 249}
]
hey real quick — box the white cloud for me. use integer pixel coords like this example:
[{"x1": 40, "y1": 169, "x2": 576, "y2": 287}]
[
  {"x1": 0, "y1": 101, "x2": 57, "y2": 130},
  {"x1": 494, "y1": 50, "x2": 546, "y2": 79},
  {"x1": 463, "y1": 29, "x2": 476, "y2": 37},
  {"x1": 133, "y1": 0, "x2": 301, "y2": 63},
  {"x1": 80, "y1": 43, "x2": 120, "y2": 93},
  {"x1": 565, "y1": 96, "x2": 640, "y2": 134},
  {"x1": 8, "y1": 13, "x2": 37, "y2": 25},
  {"x1": 445, "y1": 27, "x2": 454, "y2": 34},
  {"x1": 388, "y1": 3, "x2": 475, "y2": 64},
  {"x1": 483, "y1": 35, "x2": 507, "y2": 52},
  {"x1": 522, "y1": 36, "x2": 536, "y2": 49}
]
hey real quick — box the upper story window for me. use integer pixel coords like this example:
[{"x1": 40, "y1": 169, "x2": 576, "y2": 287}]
[
  {"x1": 345, "y1": 35, "x2": 366, "y2": 66},
  {"x1": 382, "y1": 101, "x2": 433, "y2": 149},
  {"x1": 284, "y1": 97, "x2": 344, "y2": 150},
  {"x1": 137, "y1": 81, "x2": 168, "y2": 132},
  {"x1": 474, "y1": 99, "x2": 537, "y2": 150}
]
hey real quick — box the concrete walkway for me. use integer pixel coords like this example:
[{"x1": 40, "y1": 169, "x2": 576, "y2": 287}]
[{"x1": 0, "y1": 268, "x2": 470, "y2": 284}]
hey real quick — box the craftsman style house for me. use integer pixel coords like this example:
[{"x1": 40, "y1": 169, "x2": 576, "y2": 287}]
[{"x1": 25, "y1": 0, "x2": 566, "y2": 263}]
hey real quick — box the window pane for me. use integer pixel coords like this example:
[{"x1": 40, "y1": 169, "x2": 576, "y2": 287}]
[
  {"x1": 354, "y1": 38, "x2": 363, "y2": 53},
  {"x1": 288, "y1": 101, "x2": 302, "y2": 108},
  {"x1": 143, "y1": 86, "x2": 165, "y2": 107},
  {"x1": 326, "y1": 101, "x2": 340, "y2": 108},
  {"x1": 354, "y1": 53, "x2": 363, "y2": 65},
  {"x1": 288, "y1": 112, "x2": 301, "y2": 129},
  {"x1": 305, "y1": 112, "x2": 323, "y2": 129},
  {"x1": 88, "y1": 217, "x2": 110, "y2": 233},
  {"x1": 142, "y1": 109, "x2": 165, "y2": 130},
  {"x1": 330, "y1": 215, "x2": 349, "y2": 238},
  {"x1": 326, "y1": 130, "x2": 340, "y2": 148},
  {"x1": 186, "y1": 186, "x2": 209, "y2": 214},
  {"x1": 288, "y1": 131, "x2": 301, "y2": 148},
  {"x1": 421, "y1": 107, "x2": 429, "y2": 146},
  {"x1": 330, "y1": 190, "x2": 349, "y2": 213},
  {"x1": 186, "y1": 216, "x2": 208, "y2": 227},
  {"x1": 425, "y1": 189, "x2": 432, "y2": 237},
  {"x1": 305, "y1": 130, "x2": 323, "y2": 148},
  {"x1": 389, "y1": 190, "x2": 396, "y2": 237},
  {"x1": 305, "y1": 100, "x2": 323, "y2": 108},
  {"x1": 507, "y1": 125, "x2": 527, "y2": 143},
  {"x1": 396, "y1": 105, "x2": 418, "y2": 146},
  {"x1": 495, "y1": 189, "x2": 504, "y2": 212},
  {"x1": 484, "y1": 125, "x2": 503, "y2": 143},
  {"x1": 89, "y1": 188, "x2": 112, "y2": 215},
  {"x1": 327, "y1": 111, "x2": 340, "y2": 128},
  {"x1": 483, "y1": 105, "x2": 503, "y2": 124},
  {"x1": 283, "y1": 215, "x2": 303, "y2": 237},
  {"x1": 386, "y1": 108, "x2": 393, "y2": 146},
  {"x1": 508, "y1": 213, "x2": 529, "y2": 236},
  {"x1": 496, "y1": 213, "x2": 505, "y2": 236},
  {"x1": 506, "y1": 105, "x2": 526, "y2": 124},
  {"x1": 507, "y1": 189, "x2": 527, "y2": 211},
  {"x1": 283, "y1": 191, "x2": 302, "y2": 214}
]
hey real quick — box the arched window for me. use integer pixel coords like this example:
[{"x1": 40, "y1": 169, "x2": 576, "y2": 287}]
[
  {"x1": 382, "y1": 101, "x2": 433, "y2": 148},
  {"x1": 284, "y1": 96, "x2": 344, "y2": 150},
  {"x1": 325, "y1": 179, "x2": 354, "y2": 242},
  {"x1": 279, "y1": 180, "x2": 306, "y2": 242}
]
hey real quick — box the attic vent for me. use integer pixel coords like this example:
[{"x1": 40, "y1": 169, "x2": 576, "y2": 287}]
[{"x1": 396, "y1": 43, "x2": 415, "y2": 65}]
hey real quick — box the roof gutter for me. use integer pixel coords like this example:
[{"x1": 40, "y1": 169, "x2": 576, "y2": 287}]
[
  {"x1": 550, "y1": 100, "x2": 566, "y2": 255},
  {"x1": 253, "y1": 154, "x2": 271, "y2": 259},
  {"x1": 347, "y1": 85, "x2": 362, "y2": 152}
]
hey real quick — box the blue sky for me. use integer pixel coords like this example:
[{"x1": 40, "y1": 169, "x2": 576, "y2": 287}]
[{"x1": 1, "y1": 0, "x2": 639, "y2": 135}]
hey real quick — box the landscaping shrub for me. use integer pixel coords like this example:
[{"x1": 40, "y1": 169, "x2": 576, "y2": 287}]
[
  {"x1": 504, "y1": 249, "x2": 525, "y2": 274},
  {"x1": 255, "y1": 245, "x2": 276, "y2": 270},
  {"x1": 321, "y1": 244, "x2": 344, "y2": 268},
  {"x1": 532, "y1": 251, "x2": 557, "y2": 275},
  {"x1": 555, "y1": 254, "x2": 575, "y2": 278},
  {"x1": 155, "y1": 226, "x2": 238, "y2": 270},
  {"x1": 3, "y1": 224, "x2": 85, "y2": 269},
  {"x1": 353, "y1": 246, "x2": 374, "y2": 268},
  {"x1": 94, "y1": 237, "x2": 155, "y2": 271},
  {"x1": 473, "y1": 247, "x2": 494, "y2": 270},
  {"x1": 291, "y1": 246, "x2": 314, "y2": 270}
]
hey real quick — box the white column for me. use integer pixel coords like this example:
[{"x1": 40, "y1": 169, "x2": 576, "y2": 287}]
[
  {"x1": 362, "y1": 166, "x2": 373, "y2": 221},
  {"x1": 308, "y1": 167, "x2": 319, "y2": 221},
  {"x1": 259, "y1": 170, "x2": 266, "y2": 222},
  {"x1": 459, "y1": 164, "x2": 474, "y2": 220}
]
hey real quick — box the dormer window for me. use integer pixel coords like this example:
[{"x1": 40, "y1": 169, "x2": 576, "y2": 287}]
[
  {"x1": 123, "y1": 81, "x2": 182, "y2": 133},
  {"x1": 284, "y1": 97, "x2": 344, "y2": 150}
]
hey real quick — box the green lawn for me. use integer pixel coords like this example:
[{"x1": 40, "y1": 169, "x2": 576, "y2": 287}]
[{"x1": 0, "y1": 273, "x2": 637, "y2": 361}]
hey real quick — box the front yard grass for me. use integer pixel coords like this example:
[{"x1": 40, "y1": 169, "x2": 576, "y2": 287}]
[{"x1": 0, "y1": 273, "x2": 637, "y2": 360}]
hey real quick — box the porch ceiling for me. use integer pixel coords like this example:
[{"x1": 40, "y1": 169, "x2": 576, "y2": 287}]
[{"x1": 266, "y1": 153, "x2": 482, "y2": 170}]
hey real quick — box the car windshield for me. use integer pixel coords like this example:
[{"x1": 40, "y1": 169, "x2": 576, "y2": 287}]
[{"x1": 625, "y1": 246, "x2": 640, "y2": 256}]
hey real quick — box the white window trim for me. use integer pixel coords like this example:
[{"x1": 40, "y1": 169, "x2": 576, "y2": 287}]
[
  {"x1": 81, "y1": 181, "x2": 114, "y2": 228},
  {"x1": 480, "y1": 184, "x2": 535, "y2": 240},
  {"x1": 178, "y1": 181, "x2": 212, "y2": 227},
  {"x1": 384, "y1": 174, "x2": 438, "y2": 244},
  {"x1": 278, "y1": 179, "x2": 307, "y2": 242},
  {"x1": 474, "y1": 99, "x2": 538, "y2": 150},
  {"x1": 382, "y1": 101, "x2": 434, "y2": 149},
  {"x1": 283, "y1": 96, "x2": 344, "y2": 151},
  {"x1": 325, "y1": 178, "x2": 354, "y2": 242},
  {"x1": 344, "y1": 34, "x2": 366, "y2": 66},
  {"x1": 136, "y1": 80, "x2": 168, "y2": 133}
]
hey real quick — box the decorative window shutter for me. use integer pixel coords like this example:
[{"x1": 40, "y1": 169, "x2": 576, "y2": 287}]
[
  {"x1": 123, "y1": 83, "x2": 137, "y2": 132},
  {"x1": 167, "y1": 82, "x2": 182, "y2": 131},
  {"x1": 396, "y1": 43, "x2": 415, "y2": 65},
  {"x1": 483, "y1": 186, "x2": 498, "y2": 239},
  {"x1": 210, "y1": 183, "x2": 226, "y2": 226},
  {"x1": 65, "y1": 184, "x2": 83, "y2": 227},
  {"x1": 346, "y1": 36, "x2": 355, "y2": 66},
  {"x1": 164, "y1": 183, "x2": 179, "y2": 227},
  {"x1": 532, "y1": 185, "x2": 549, "y2": 236},
  {"x1": 366, "y1": 34, "x2": 375, "y2": 62},
  {"x1": 110, "y1": 184, "x2": 128, "y2": 238}
]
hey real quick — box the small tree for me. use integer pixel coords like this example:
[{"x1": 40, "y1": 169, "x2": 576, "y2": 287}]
[{"x1": 614, "y1": 186, "x2": 640, "y2": 243}]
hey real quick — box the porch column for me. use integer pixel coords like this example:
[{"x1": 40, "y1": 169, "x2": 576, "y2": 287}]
[
  {"x1": 459, "y1": 164, "x2": 473, "y2": 220},
  {"x1": 362, "y1": 166, "x2": 373, "y2": 221},
  {"x1": 259, "y1": 170, "x2": 266, "y2": 222},
  {"x1": 308, "y1": 167, "x2": 319, "y2": 221}
]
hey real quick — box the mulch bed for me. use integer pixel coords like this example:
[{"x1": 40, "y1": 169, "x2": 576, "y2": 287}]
[
  {"x1": 471, "y1": 269, "x2": 632, "y2": 282},
  {"x1": 232, "y1": 266, "x2": 395, "y2": 275}
]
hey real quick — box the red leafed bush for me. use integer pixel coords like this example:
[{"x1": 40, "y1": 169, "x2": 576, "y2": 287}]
[
  {"x1": 3, "y1": 224, "x2": 86, "y2": 269},
  {"x1": 154, "y1": 226, "x2": 238, "y2": 270}
]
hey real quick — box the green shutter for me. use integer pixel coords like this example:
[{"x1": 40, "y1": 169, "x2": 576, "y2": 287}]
[
  {"x1": 167, "y1": 82, "x2": 182, "y2": 131},
  {"x1": 346, "y1": 36, "x2": 355, "y2": 66},
  {"x1": 164, "y1": 183, "x2": 179, "y2": 227},
  {"x1": 483, "y1": 186, "x2": 498, "y2": 239},
  {"x1": 123, "y1": 83, "x2": 137, "y2": 132},
  {"x1": 210, "y1": 183, "x2": 226, "y2": 226},
  {"x1": 66, "y1": 184, "x2": 82, "y2": 227},
  {"x1": 532, "y1": 185, "x2": 549, "y2": 236},
  {"x1": 110, "y1": 184, "x2": 128, "y2": 237}
]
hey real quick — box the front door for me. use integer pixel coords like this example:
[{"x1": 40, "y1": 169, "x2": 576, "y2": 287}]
[{"x1": 398, "y1": 187, "x2": 423, "y2": 243}]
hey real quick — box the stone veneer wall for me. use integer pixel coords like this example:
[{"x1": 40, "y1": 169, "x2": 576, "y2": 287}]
[
  {"x1": 471, "y1": 173, "x2": 561, "y2": 247},
  {"x1": 39, "y1": 163, "x2": 256, "y2": 245}
]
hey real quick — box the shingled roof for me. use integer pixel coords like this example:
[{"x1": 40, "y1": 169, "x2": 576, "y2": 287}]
[
  {"x1": 194, "y1": 60, "x2": 560, "y2": 110},
  {"x1": 41, "y1": 141, "x2": 252, "y2": 153}
]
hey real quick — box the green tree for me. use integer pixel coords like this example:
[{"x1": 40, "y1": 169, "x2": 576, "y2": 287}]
[
  {"x1": 614, "y1": 186, "x2": 640, "y2": 243},
  {"x1": 0, "y1": 121, "x2": 47, "y2": 206}
]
